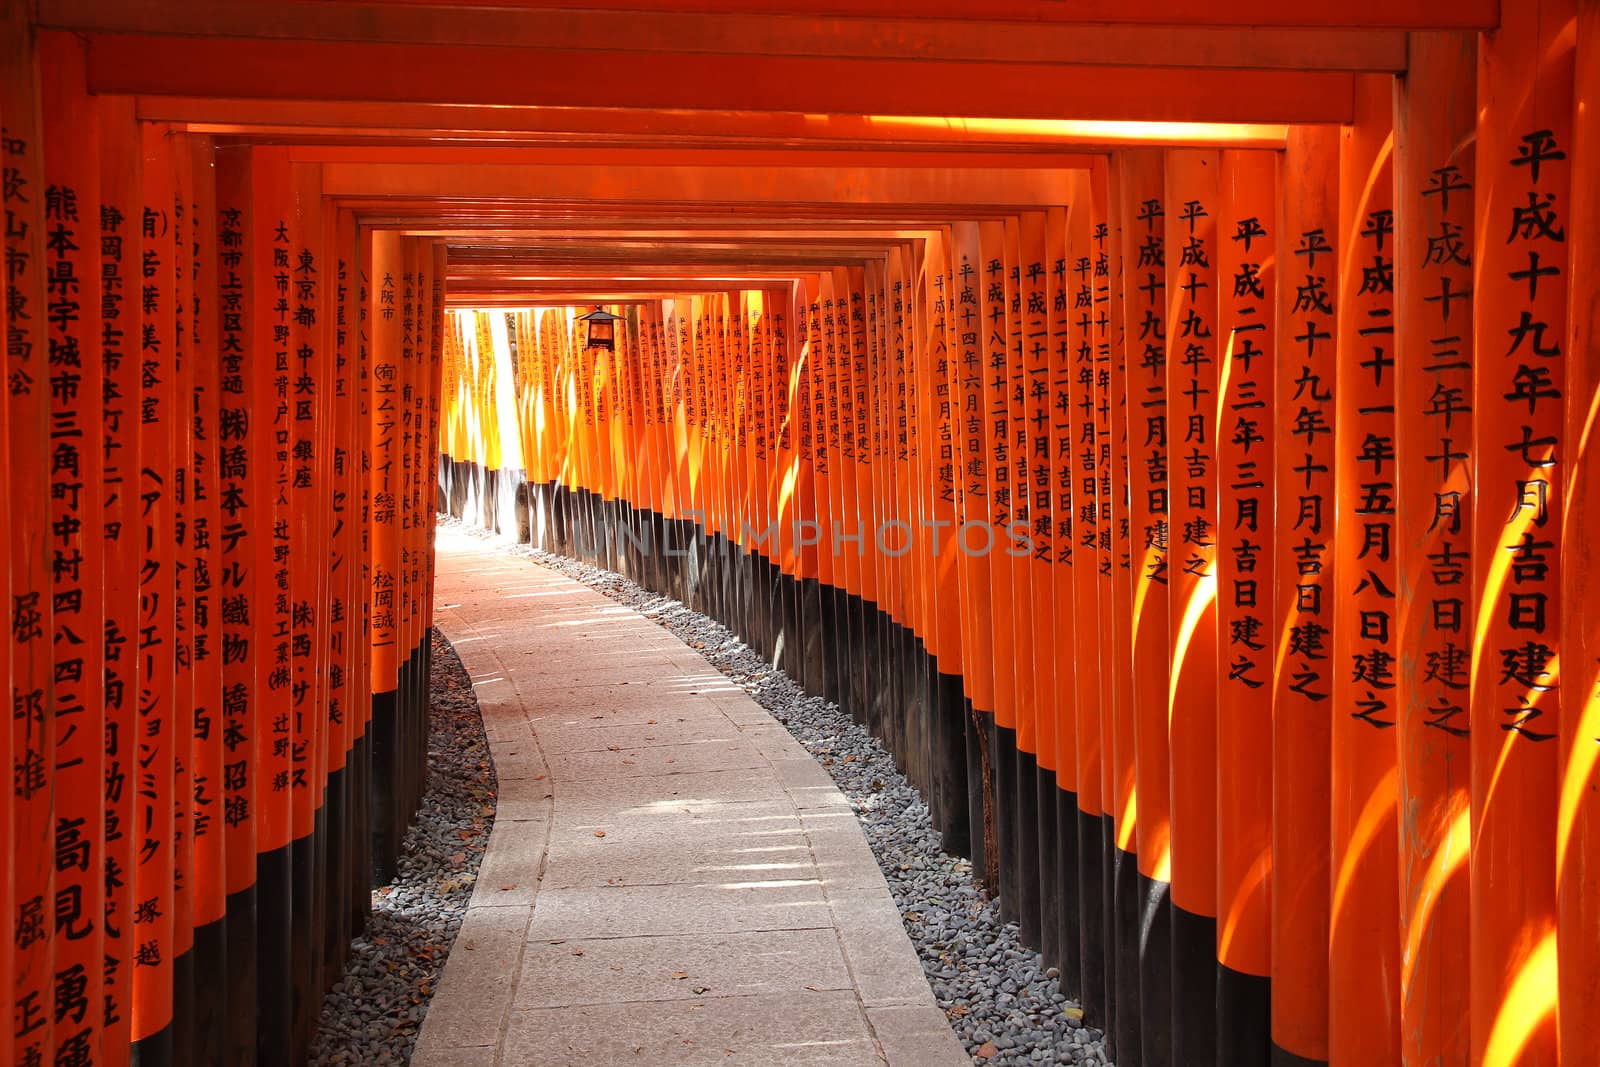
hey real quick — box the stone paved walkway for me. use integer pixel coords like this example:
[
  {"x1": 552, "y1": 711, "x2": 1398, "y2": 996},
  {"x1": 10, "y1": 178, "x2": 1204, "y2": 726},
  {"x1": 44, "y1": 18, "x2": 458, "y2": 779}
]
[{"x1": 412, "y1": 528, "x2": 968, "y2": 1066}]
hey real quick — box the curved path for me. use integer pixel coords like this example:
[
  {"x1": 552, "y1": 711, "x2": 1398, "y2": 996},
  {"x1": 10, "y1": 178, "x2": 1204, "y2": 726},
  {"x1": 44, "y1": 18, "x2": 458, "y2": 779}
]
[{"x1": 412, "y1": 528, "x2": 968, "y2": 1066}]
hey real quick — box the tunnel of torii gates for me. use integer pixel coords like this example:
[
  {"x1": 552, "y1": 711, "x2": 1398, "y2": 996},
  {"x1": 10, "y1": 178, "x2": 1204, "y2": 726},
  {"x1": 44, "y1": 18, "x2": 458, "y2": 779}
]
[{"x1": 4, "y1": 0, "x2": 1600, "y2": 1065}]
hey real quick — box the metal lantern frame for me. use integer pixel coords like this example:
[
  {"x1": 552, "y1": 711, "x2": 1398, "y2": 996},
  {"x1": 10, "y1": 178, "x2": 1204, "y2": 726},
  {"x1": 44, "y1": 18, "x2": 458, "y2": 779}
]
[{"x1": 576, "y1": 305, "x2": 622, "y2": 351}]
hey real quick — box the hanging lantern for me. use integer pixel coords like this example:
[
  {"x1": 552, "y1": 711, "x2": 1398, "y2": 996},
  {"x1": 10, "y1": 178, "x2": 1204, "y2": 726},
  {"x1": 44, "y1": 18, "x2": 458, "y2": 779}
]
[{"x1": 576, "y1": 305, "x2": 621, "y2": 352}]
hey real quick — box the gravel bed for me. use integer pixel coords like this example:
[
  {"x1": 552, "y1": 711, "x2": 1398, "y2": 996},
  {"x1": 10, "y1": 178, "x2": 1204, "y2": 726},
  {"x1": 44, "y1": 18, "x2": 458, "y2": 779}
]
[
  {"x1": 309, "y1": 629, "x2": 496, "y2": 1065},
  {"x1": 445, "y1": 519, "x2": 1109, "y2": 1066}
]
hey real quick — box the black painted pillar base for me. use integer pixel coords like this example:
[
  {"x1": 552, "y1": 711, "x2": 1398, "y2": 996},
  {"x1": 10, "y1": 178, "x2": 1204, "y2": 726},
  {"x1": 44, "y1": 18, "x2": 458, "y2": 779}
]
[
  {"x1": 1077, "y1": 807, "x2": 1108, "y2": 1029},
  {"x1": 1219, "y1": 964, "x2": 1271, "y2": 1067},
  {"x1": 255, "y1": 841, "x2": 293, "y2": 1066},
  {"x1": 1139, "y1": 872, "x2": 1175, "y2": 1067},
  {"x1": 991, "y1": 722, "x2": 1021, "y2": 924},
  {"x1": 1035, "y1": 767, "x2": 1060, "y2": 968},
  {"x1": 1054, "y1": 789, "x2": 1082, "y2": 999},
  {"x1": 800, "y1": 577, "x2": 824, "y2": 698},
  {"x1": 1015, "y1": 748, "x2": 1042, "y2": 949},
  {"x1": 1270, "y1": 1045, "x2": 1327, "y2": 1067},
  {"x1": 1113, "y1": 844, "x2": 1143, "y2": 1067},
  {"x1": 964, "y1": 699, "x2": 990, "y2": 888},
  {"x1": 932, "y1": 668, "x2": 969, "y2": 857},
  {"x1": 1172, "y1": 903, "x2": 1219, "y2": 1067}
]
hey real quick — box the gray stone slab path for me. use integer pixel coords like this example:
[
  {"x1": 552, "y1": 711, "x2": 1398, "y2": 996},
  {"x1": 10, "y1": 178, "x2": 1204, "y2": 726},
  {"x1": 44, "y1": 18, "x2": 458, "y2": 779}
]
[{"x1": 411, "y1": 528, "x2": 968, "y2": 1066}]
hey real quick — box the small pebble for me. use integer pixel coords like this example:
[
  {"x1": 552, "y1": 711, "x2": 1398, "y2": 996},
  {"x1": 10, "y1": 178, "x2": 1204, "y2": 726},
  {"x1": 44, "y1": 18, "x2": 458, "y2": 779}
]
[{"x1": 309, "y1": 628, "x2": 496, "y2": 1065}]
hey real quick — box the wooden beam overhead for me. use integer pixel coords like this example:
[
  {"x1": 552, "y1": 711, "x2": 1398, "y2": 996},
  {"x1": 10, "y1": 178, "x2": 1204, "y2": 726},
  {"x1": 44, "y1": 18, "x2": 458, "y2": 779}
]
[
  {"x1": 39, "y1": 2, "x2": 1410, "y2": 71},
  {"x1": 278, "y1": 144, "x2": 1103, "y2": 171},
  {"x1": 140, "y1": 98, "x2": 1289, "y2": 150},
  {"x1": 85, "y1": 35, "x2": 1357, "y2": 124},
  {"x1": 38, "y1": 0, "x2": 1500, "y2": 36},
  {"x1": 316, "y1": 161, "x2": 1101, "y2": 207}
]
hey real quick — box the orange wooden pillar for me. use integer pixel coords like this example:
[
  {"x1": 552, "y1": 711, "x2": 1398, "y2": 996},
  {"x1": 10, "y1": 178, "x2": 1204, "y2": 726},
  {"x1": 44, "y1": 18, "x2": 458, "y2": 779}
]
[
  {"x1": 40, "y1": 31, "x2": 107, "y2": 1067},
  {"x1": 1472, "y1": 2, "x2": 1574, "y2": 1062},
  {"x1": 762, "y1": 295, "x2": 782, "y2": 658},
  {"x1": 319, "y1": 205, "x2": 358, "y2": 996},
  {"x1": 1119, "y1": 146, "x2": 1173, "y2": 1067},
  {"x1": 682, "y1": 297, "x2": 706, "y2": 600},
  {"x1": 732, "y1": 291, "x2": 748, "y2": 619},
  {"x1": 1214, "y1": 147, "x2": 1276, "y2": 1066},
  {"x1": 1393, "y1": 30, "x2": 1476, "y2": 1067},
  {"x1": 665, "y1": 298, "x2": 689, "y2": 602},
  {"x1": 1003, "y1": 215, "x2": 1043, "y2": 946},
  {"x1": 248, "y1": 144, "x2": 297, "y2": 1066},
  {"x1": 186, "y1": 132, "x2": 230, "y2": 1062},
  {"x1": 100, "y1": 94, "x2": 144, "y2": 1067},
  {"x1": 632, "y1": 305, "x2": 660, "y2": 577},
  {"x1": 1559, "y1": 4, "x2": 1600, "y2": 1062},
  {"x1": 862, "y1": 264, "x2": 893, "y2": 760},
  {"x1": 366, "y1": 226, "x2": 405, "y2": 901},
  {"x1": 129, "y1": 121, "x2": 182, "y2": 1064},
  {"x1": 288, "y1": 160, "x2": 330, "y2": 1053},
  {"x1": 709, "y1": 294, "x2": 729, "y2": 610},
  {"x1": 896, "y1": 243, "x2": 927, "y2": 835},
  {"x1": 1101, "y1": 158, "x2": 1141, "y2": 1065},
  {"x1": 791, "y1": 277, "x2": 823, "y2": 696},
  {"x1": 769, "y1": 291, "x2": 800, "y2": 679},
  {"x1": 759, "y1": 291, "x2": 782, "y2": 655},
  {"x1": 822, "y1": 276, "x2": 853, "y2": 710},
  {"x1": 212, "y1": 140, "x2": 260, "y2": 1067},
  {"x1": 977, "y1": 218, "x2": 1024, "y2": 921},
  {"x1": 849, "y1": 266, "x2": 882, "y2": 742},
  {"x1": 0, "y1": 5, "x2": 21, "y2": 1047},
  {"x1": 823, "y1": 273, "x2": 855, "y2": 719},
  {"x1": 1163, "y1": 147, "x2": 1220, "y2": 1065},
  {"x1": 1019, "y1": 211, "x2": 1061, "y2": 966},
  {"x1": 3, "y1": 19, "x2": 56, "y2": 1066},
  {"x1": 1086, "y1": 166, "x2": 1121, "y2": 1051},
  {"x1": 807, "y1": 282, "x2": 837, "y2": 699},
  {"x1": 350, "y1": 225, "x2": 376, "y2": 945},
  {"x1": 1040, "y1": 205, "x2": 1081, "y2": 996},
  {"x1": 168, "y1": 131, "x2": 199, "y2": 1065},
  {"x1": 922, "y1": 232, "x2": 973, "y2": 859},
  {"x1": 1330, "y1": 73, "x2": 1402, "y2": 1067},
  {"x1": 952, "y1": 220, "x2": 997, "y2": 888},
  {"x1": 1067, "y1": 171, "x2": 1111, "y2": 1025},
  {"x1": 1272, "y1": 125, "x2": 1339, "y2": 1067}
]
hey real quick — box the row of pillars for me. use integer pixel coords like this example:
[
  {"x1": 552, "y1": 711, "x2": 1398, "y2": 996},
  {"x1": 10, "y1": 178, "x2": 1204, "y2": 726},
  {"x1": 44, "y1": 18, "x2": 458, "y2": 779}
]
[
  {"x1": 1, "y1": 30, "x2": 448, "y2": 1067},
  {"x1": 438, "y1": 12, "x2": 1600, "y2": 1067}
]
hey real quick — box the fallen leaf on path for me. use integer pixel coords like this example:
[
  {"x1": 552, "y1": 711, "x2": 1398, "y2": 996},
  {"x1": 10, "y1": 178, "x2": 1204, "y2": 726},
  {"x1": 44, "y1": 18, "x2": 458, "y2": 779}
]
[
  {"x1": 593, "y1": 830, "x2": 607, "y2": 837},
  {"x1": 671, "y1": 971, "x2": 690, "y2": 980},
  {"x1": 976, "y1": 1042, "x2": 997, "y2": 1059},
  {"x1": 499, "y1": 884, "x2": 518, "y2": 891}
]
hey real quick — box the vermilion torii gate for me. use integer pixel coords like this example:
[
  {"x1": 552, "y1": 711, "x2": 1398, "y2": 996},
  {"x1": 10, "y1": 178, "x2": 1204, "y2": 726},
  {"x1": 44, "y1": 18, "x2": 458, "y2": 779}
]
[{"x1": 3, "y1": 1, "x2": 1599, "y2": 1065}]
